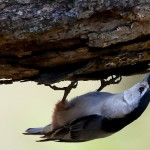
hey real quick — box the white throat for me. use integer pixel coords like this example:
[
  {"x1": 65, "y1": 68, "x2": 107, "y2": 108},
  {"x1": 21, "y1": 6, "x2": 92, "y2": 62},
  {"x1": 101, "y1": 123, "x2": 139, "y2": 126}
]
[
  {"x1": 102, "y1": 81, "x2": 149, "y2": 119},
  {"x1": 101, "y1": 93, "x2": 133, "y2": 119}
]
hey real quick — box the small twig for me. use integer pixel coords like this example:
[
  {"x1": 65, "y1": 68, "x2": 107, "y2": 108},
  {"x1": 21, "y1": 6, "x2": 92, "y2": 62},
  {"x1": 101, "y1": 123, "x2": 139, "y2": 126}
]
[
  {"x1": 50, "y1": 81, "x2": 78, "y2": 103},
  {"x1": 97, "y1": 75, "x2": 122, "y2": 91}
]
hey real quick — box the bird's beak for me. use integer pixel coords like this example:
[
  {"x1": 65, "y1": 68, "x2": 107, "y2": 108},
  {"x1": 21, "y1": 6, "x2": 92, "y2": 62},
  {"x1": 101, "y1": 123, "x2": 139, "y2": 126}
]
[{"x1": 144, "y1": 72, "x2": 150, "y2": 85}]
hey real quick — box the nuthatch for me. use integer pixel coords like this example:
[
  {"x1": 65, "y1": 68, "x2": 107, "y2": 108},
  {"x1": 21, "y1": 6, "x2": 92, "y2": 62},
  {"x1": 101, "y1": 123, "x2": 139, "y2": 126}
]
[{"x1": 24, "y1": 73, "x2": 150, "y2": 142}]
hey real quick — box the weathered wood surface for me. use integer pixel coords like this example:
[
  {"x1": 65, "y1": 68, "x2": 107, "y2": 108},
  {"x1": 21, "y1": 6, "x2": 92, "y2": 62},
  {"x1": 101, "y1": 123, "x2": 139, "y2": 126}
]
[{"x1": 0, "y1": 0, "x2": 150, "y2": 84}]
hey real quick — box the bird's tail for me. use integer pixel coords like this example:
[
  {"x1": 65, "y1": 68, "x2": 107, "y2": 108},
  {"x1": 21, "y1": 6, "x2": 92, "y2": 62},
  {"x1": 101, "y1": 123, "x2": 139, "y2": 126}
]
[
  {"x1": 24, "y1": 124, "x2": 73, "y2": 142},
  {"x1": 24, "y1": 124, "x2": 52, "y2": 135},
  {"x1": 24, "y1": 127, "x2": 44, "y2": 135}
]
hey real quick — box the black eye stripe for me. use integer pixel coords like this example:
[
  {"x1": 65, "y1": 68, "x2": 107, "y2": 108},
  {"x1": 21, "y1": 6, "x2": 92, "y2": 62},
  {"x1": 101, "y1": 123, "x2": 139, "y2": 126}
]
[{"x1": 139, "y1": 87, "x2": 145, "y2": 93}]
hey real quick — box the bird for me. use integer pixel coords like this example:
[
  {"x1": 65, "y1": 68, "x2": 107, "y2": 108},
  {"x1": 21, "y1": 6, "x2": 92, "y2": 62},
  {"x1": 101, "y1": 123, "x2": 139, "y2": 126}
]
[{"x1": 24, "y1": 72, "x2": 150, "y2": 142}]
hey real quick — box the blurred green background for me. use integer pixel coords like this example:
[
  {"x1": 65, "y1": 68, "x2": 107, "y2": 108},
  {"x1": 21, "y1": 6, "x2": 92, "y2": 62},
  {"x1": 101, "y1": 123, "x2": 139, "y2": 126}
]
[{"x1": 0, "y1": 74, "x2": 150, "y2": 150}]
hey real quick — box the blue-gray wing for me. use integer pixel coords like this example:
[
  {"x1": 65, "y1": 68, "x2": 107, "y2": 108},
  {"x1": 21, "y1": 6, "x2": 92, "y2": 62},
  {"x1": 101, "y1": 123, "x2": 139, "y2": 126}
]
[{"x1": 38, "y1": 115, "x2": 104, "y2": 142}]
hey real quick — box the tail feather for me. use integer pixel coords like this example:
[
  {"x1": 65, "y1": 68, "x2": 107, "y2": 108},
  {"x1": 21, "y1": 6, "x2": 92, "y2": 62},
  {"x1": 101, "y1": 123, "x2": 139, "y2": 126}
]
[
  {"x1": 36, "y1": 125, "x2": 70, "y2": 142},
  {"x1": 24, "y1": 124, "x2": 52, "y2": 135},
  {"x1": 37, "y1": 138, "x2": 56, "y2": 142},
  {"x1": 24, "y1": 124, "x2": 72, "y2": 142},
  {"x1": 24, "y1": 127, "x2": 44, "y2": 135}
]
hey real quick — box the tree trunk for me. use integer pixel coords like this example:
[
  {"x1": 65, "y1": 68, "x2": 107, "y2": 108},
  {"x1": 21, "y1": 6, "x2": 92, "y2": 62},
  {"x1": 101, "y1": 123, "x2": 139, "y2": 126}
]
[{"x1": 0, "y1": 0, "x2": 150, "y2": 85}]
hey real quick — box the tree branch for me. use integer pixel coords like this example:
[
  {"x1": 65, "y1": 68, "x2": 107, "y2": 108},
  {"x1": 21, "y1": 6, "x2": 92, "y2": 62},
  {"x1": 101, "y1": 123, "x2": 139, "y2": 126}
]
[{"x1": 0, "y1": 0, "x2": 150, "y2": 85}]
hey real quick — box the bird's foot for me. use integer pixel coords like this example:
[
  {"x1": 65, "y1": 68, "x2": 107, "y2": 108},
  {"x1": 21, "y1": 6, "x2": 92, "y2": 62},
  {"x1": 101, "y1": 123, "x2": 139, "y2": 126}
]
[
  {"x1": 97, "y1": 75, "x2": 122, "y2": 91},
  {"x1": 50, "y1": 81, "x2": 78, "y2": 103}
]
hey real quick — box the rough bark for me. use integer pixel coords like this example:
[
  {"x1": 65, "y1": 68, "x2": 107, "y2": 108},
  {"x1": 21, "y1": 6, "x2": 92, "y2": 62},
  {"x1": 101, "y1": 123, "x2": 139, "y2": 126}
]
[{"x1": 0, "y1": 0, "x2": 150, "y2": 85}]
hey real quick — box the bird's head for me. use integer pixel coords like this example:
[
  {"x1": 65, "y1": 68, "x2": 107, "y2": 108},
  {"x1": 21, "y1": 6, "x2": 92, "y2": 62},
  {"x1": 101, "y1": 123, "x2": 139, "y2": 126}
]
[{"x1": 123, "y1": 72, "x2": 150, "y2": 108}]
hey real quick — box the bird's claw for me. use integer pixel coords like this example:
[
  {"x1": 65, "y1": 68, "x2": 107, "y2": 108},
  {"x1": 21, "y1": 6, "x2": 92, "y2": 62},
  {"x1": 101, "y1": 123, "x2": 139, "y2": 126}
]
[
  {"x1": 97, "y1": 75, "x2": 122, "y2": 91},
  {"x1": 49, "y1": 81, "x2": 78, "y2": 103}
]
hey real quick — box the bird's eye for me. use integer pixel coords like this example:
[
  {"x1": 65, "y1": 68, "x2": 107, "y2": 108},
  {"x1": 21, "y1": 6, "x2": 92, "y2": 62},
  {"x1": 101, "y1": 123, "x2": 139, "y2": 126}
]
[{"x1": 138, "y1": 86, "x2": 145, "y2": 94}]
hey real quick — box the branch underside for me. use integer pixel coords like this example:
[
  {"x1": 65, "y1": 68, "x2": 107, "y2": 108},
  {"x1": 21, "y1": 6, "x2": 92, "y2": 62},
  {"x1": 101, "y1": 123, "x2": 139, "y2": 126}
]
[{"x1": 0, "y1": 1, "x2": 150, "y2": 85}]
